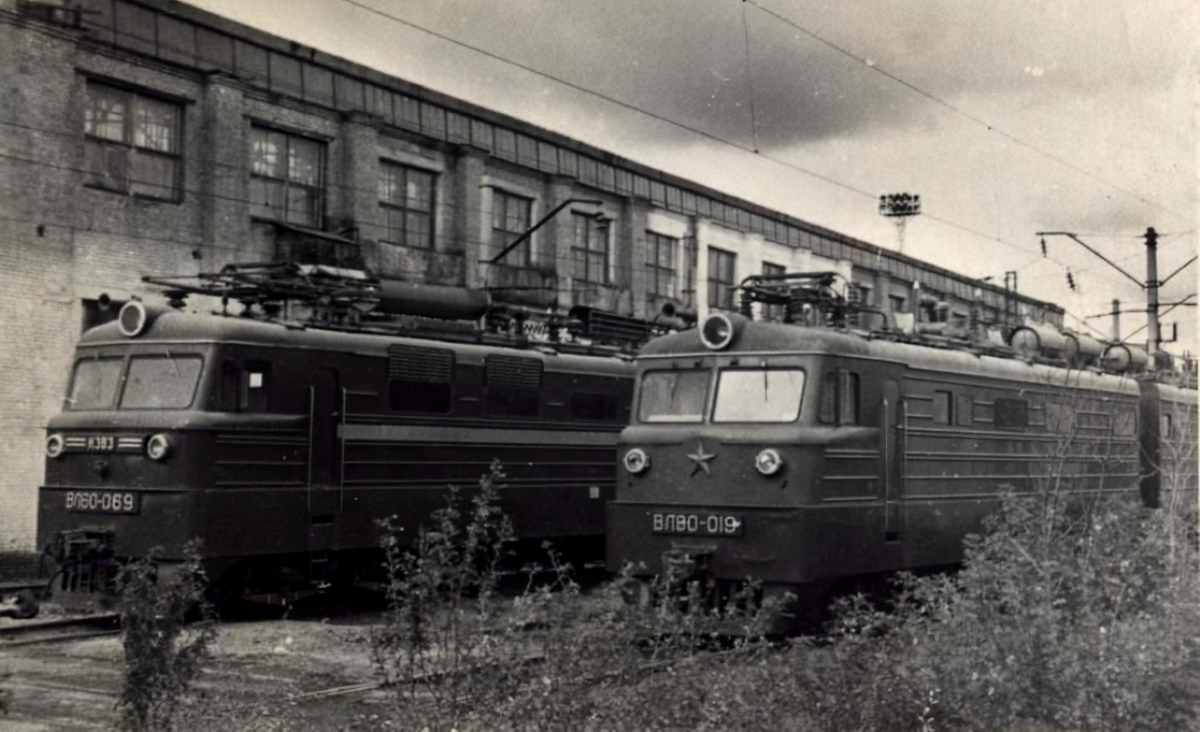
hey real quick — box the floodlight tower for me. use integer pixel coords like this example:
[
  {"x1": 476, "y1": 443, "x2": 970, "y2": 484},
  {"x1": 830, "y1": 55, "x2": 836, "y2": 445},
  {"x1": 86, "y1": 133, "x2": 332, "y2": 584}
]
[{"x1": 879, "y1": 193, "x2": 921, "y2": 254}]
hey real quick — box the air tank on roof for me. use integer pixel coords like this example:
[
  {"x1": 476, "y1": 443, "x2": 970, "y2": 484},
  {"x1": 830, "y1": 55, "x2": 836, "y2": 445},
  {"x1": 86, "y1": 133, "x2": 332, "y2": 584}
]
[
  {"x1": 1063, "y1": 331, "x2": 1104, "y2": 368},
  {"x1": 1008, "y1": 323, "x2": 1069, "y2": 360},
  {"x1": 373, "y1": 280, "x2": 492, "y2": 321},
  {"x1": 1101, "y1": 343, "x2": 1149, "y2": 374}
]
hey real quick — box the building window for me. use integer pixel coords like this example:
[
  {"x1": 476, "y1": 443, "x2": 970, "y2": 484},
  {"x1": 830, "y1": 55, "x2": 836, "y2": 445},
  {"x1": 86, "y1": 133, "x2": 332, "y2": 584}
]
[
  {"x1": 707, "y1": 247, "x2": 737, "y2": 310},
  {"x1": 249, "y1": 126, "x2": 324, "y2": 227},
  {"x1": 83, "y1": 81, "x2": 182, "y2": 201},
  {"x1": 762, "y1": 262, "x2": 786, "y2": 321},
  {"x1": 889, "y1": 294, "x2": 907, "y2": 313},
  {"x1": 491, "y1": 189, "x2": 532, "y2": 266},
  {"x1": 379, "y1": 161, "x2": 435, "y2": 248},
  {"x1": 572, "y1": 212, "x2": 609, "y2": 286},
  {"x1": 645, "y1": 231, "x2": 677, "y2": 310}
]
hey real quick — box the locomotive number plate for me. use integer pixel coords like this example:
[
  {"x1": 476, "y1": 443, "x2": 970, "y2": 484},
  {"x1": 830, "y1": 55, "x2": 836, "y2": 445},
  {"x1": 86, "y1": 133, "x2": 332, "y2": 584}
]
[
  {"x1": 65, "y1": 490, "x2": 140, "y2": 514},
  {"x1": 85, "y1": 435, "x2": 115, "y2": 452},
  {"x1": 652, "y1": 512, "x2": 743, "y2": 537}
]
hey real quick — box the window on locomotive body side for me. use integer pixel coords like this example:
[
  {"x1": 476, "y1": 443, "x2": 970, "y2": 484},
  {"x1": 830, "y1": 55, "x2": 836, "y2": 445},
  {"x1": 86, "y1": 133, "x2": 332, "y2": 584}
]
[
  {"x1": 491, "y1": 188, "x2": 533, "y2": 267},
  {"x1": 83, "y1": 81, "x2": 182, "y2": 201},
  {"x1": 993, "y1": 397, "x2": 1029, "y2": 431},
  {"x1": 249, "y1": 126, "x2": 325, "y2": 227},
  {"x1": 378, "y1": 161, "x2": 435, "y2": 249},
  {"x1": 387, "y1": 345, "x2": 454, "y2": 414},
  {"x1": 932, "y1": 390, "x2": 953, "y2": 425},
  {"x1": 818, "y1": 370, "x2": 859, "y2": 426},
  {"x1": 218, "y1": 360, "x2": 271, "y2": 412},
  {"x1": 570, "y1": 392, "x2": 619, "y2": 422}
]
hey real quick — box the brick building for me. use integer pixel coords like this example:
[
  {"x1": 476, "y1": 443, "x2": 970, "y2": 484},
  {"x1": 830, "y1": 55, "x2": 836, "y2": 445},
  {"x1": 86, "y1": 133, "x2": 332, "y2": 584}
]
[{"x1": 0, "y1": 0, "x2": 1062, "y2": 553}]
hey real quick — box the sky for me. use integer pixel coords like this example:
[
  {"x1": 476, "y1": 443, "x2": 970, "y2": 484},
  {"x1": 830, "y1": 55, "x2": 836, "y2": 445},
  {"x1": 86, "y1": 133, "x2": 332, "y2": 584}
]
[{"x1": 188, "y1": 0, "x2": 1198, "y2": 356}]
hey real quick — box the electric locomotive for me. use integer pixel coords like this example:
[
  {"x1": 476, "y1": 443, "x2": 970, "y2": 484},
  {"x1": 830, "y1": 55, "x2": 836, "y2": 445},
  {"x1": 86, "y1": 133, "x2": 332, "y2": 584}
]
[
  {"x1": 607, "y1": 272, "x2": 1197, "y2": 615},
  {"x1": 38, "y1": 263, "x2": 662, "y2": 605}
]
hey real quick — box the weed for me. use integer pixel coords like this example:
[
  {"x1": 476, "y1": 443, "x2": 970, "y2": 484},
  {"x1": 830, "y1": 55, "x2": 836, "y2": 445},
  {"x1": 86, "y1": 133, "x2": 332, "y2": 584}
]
[{"x1": 114, "y1": 541, "x2": 217, "y2": 732}]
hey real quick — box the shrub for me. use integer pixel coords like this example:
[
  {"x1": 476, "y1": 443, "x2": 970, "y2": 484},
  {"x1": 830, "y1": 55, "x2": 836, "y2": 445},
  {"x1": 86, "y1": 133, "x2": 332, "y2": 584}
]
[
  {"x1": 115, "y1": 542, "x2": 217, "y2": 732},
  {"x1": 797, "y1": 489, "x2": 1200, "y2": 731}
]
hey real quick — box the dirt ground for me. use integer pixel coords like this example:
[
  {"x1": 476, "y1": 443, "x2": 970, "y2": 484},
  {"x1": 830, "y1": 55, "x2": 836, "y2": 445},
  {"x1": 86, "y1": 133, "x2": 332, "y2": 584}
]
[{"x1": 1, "y1": 607, "x2": 403, "y2": 731}]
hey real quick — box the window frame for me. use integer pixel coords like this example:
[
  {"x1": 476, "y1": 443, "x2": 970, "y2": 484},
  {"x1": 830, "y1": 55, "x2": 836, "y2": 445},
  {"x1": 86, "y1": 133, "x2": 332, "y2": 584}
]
[
  {"x1": 932, "y1": 390, "x2": 953, "y2": 425},
  {"x1": 82, "y1": 80, "x2": 183, "y2": 202},
  {"x1": 571, "y1": 211, "x2": 610, "y2": 286},
  {"x1": 711, "y1": 367, "x2": 805, "y2": 424},
  {"x1": 378, "y1": 160, "x2": 436, "y2": 249},
  {"x1": 249, "y1": 125, "x2": 326, "y2": 227},
  {"x1": 119, "y1": 354, "x2": 205, "y2": 410},
  {"x1": 645, "y1": 231, "x2": 678, "y2": 310},
  {"x1": 762, "y1": 262, "x2": 786, "y2": 320},
  {"x1": 818, "y1": 369, "x2": 860, "y2": 426},
  {"x1": 707, "y1": 247, "x2": 737, "y2": 310},
  {"x1": 491, "y1": 188, "x2": 533, "y2": 267}
]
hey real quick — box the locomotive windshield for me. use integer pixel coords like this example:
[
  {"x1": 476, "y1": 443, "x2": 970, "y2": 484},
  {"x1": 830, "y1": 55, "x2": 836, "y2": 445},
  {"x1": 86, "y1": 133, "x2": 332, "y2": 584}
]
[
  {"x1": 638, "y1": 370, "x2": 709, "y2": 422},
  {"x1": 712, "y1": 368, "x2": 805, "y2": 423},
  {"x1": 65, "y1": 353, "x2": 205, "y2": 410},
  {"x1": 120, "y1": 355, "x2": 204, "y2": 409},
  {"x1": 67, "y1": 357, "x2": 124, "y2": 410}
]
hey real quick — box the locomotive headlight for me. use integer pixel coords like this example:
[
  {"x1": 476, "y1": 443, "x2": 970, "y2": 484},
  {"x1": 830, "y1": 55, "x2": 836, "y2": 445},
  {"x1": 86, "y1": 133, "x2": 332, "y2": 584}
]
[
  {"x1": 700, "y1": 312, "x2": 735, "y2": 350},
  {"x1": 754, "y1": 448, "x2": 783, "y2": 476},
  {"x1": 46, "y1": 434, "x2": 65, "y2": 459},
  {"x1": 145, "y1": 433, "x2": 171, "y2": 461},
  {"x1": 623, "y1": 448, "x2": 650, "y2": 474}
]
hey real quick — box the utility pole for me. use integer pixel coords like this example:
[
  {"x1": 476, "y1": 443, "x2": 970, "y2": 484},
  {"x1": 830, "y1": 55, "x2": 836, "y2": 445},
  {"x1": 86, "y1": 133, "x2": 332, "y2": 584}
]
[
  {"x1": 1111, "y1": 298, "x2": 1120, "y2": 342},
  {"x1": 1144, "y1": 227, "x2": 1160, "y2": 360}
]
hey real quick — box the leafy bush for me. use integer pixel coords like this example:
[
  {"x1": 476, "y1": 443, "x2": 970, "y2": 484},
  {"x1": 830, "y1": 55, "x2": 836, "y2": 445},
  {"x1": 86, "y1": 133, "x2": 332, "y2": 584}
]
[
  {"x1": 796, "y1": 489, "x2": 1199, "y2": 732},
  {"x1": 115, "y1": 543, "x2": 217, "y2": 732}
]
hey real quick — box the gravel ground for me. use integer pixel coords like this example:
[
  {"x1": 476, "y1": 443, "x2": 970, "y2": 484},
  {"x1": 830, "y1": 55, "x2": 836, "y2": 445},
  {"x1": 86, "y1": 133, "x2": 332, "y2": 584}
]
[{"x1": 1, "y1": 607, "x2": 402, "y2": 731}]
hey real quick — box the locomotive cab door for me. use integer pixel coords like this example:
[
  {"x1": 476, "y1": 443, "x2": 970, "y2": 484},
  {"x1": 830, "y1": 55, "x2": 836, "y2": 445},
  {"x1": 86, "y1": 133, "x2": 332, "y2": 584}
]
[
  {"x1": 881, "y1": 379, "x2": 904, "y2": 542},
  {"x1": 307, "y1": 368, "x2": 343, "y2": 558}
]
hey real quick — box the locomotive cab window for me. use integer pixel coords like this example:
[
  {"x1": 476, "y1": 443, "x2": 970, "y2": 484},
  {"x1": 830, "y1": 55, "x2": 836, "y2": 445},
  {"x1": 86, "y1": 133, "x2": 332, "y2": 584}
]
[
  {"x1": 120, "y1": 354, "x2": 203, "y2": 409},
  {"x1": 818, "y1": 370, "x2": 860, "y2": 426},
  {"x1": 67, "y1": 356, "x2": 125, "y2": 410},
  {"x1": 712, "y1": 369, "x2": 804, "y2": 423},
  {"x1": 638, "y1": 370, "x2": 708, "y2": 423}
]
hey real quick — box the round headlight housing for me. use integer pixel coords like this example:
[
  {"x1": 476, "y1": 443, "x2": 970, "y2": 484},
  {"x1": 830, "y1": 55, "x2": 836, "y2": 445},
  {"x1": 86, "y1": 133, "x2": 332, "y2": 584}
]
[
  {"x1": 146, "y1": 433, "x2": 171, "y2": 461},
  {"x1": 46, "y1": 434, "x2": 65, "y2": 459},
  {"x1": 118, "y1": 301, "x2": 149, "y2": 337},
  {"x1": 755, "y1": 448, "x2": 783, "y2": 476},
  {"x1": 700, "y1": 312, "x2": 735, "y2": 350},
  {"x1": 623, "y1": 447, "x2": 650, "y2": 474}
]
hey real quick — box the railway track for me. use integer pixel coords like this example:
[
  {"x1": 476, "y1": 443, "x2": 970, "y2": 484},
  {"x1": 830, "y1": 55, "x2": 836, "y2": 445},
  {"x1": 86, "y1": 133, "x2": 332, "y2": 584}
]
[{"x1": 0, "y1": 613, "x2": 121, "y2": 647}]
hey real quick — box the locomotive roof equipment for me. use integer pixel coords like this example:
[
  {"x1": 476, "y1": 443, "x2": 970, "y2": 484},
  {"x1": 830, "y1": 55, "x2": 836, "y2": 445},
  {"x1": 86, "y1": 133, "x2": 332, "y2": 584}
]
[{"x1": 608, "y1": 271, "x2": 1197, "y2": 632}]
